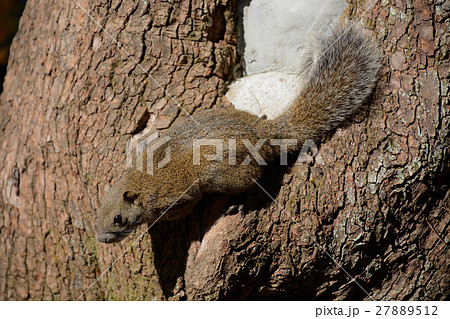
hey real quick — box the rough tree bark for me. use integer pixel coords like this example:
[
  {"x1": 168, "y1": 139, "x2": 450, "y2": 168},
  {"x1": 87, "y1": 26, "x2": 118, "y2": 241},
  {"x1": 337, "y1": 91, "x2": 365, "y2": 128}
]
[{"x1": 0, "y1": 0, "x2": 448, "y2": 300}]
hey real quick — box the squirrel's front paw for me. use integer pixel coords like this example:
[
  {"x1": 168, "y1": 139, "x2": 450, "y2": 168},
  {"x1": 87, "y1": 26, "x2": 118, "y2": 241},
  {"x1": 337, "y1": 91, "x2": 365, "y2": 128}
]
[{"x1": 225, "y1": 204, "x2": 245, "y2": 215}]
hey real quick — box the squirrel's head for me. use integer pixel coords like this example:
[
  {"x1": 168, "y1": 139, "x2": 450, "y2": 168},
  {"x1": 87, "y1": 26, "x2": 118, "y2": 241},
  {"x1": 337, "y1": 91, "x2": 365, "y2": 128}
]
[{"x1": 96, "y1": 171, "x2": 149, "y2": 244}]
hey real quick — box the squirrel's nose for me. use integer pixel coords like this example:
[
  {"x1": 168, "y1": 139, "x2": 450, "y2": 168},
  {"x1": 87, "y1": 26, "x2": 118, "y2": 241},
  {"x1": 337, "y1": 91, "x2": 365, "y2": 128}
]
[
  {"x1": 97, "y1": 234, "x2": 109, "y2": 243},
  {"x1": 97, "y1": 232, "x2": 125, "y2": 244}
]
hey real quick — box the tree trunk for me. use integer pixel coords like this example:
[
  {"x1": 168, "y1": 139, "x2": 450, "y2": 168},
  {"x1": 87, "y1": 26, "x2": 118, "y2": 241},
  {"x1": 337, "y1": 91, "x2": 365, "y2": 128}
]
[{"x1": 0, "y1": 0, "x2": 448, "y2": 300}]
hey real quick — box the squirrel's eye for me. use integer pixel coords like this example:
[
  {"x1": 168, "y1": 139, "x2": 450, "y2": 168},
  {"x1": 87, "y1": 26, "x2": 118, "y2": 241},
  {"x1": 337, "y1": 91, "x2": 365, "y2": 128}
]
[{"x1": 114, "y1": 215, "x2": 123, "y2": 225}]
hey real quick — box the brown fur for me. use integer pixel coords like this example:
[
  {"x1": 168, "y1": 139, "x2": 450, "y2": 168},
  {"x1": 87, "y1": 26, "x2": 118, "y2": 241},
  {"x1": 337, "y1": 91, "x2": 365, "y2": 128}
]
[{"x1": 97, "y1": 23, "x2": 381, "y2": 243}]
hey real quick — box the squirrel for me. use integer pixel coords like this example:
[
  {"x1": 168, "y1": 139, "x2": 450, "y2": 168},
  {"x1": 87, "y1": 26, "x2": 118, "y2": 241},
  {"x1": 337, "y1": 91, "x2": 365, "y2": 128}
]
[{"x1": 97, "y1": 23, "x2": 381, "y2": 243}]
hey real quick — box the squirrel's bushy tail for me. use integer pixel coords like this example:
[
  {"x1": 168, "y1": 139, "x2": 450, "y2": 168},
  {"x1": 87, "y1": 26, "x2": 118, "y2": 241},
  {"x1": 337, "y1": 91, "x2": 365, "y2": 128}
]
[{"x1": 274, "y1": 23, "x2": 382, "y2": 142}]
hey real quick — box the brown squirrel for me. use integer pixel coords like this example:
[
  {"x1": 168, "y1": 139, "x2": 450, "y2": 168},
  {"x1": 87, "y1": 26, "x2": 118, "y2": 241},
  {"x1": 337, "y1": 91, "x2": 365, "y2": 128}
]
[{"x1": 97, "y1": 23, "x2": 381, "y2": 243}]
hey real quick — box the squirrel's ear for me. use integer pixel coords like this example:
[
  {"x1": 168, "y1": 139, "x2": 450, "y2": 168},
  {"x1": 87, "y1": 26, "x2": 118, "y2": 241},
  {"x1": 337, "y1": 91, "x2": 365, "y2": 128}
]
[{"x1": 123, "y1": 190, "x2": 138, "y2": 203}]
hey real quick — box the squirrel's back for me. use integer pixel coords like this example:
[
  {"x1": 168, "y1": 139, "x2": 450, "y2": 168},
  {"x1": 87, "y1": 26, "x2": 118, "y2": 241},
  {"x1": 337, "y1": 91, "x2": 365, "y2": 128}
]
[{"x1": 273, "y1": 23, "x2": 382, "y2": 143}]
